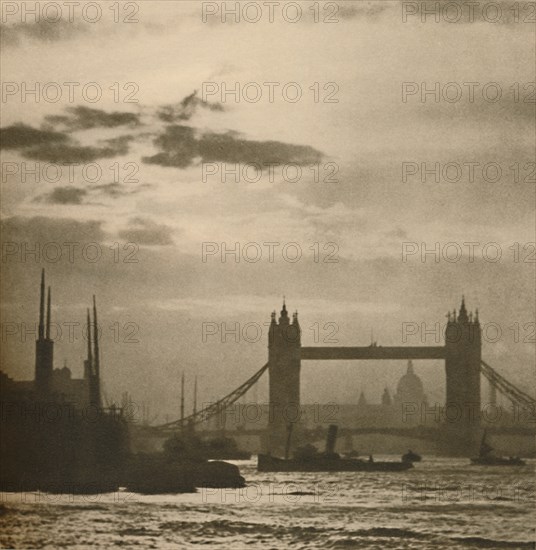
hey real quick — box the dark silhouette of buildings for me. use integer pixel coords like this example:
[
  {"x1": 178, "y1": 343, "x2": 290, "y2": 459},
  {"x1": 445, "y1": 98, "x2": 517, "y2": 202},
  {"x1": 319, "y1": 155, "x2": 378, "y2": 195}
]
[
  {"x1": 0, "y1": 270, "x2": 128, "y2": 492},
  {"x1": 4, "y1": 269, "x2": 102, "y2": 408}
]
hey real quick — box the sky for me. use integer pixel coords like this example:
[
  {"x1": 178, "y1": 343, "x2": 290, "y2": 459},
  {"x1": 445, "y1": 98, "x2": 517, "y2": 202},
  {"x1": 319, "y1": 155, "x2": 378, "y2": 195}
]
[{"x1": 1, "y1": 1, "x2": 534, "y2": 420}]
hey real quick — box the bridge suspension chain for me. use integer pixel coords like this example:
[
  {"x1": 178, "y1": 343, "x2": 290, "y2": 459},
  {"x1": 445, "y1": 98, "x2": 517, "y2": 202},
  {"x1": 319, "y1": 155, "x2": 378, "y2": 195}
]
[
  {"x1": 480, "y1": 360, "x2": 535, "y2": 408},
  {"x1": 148, "y1": 359, "x2": 531, "y2": 433},
  {"x1": 153, "y1": 363, "x2": 269, "y2": 434}
]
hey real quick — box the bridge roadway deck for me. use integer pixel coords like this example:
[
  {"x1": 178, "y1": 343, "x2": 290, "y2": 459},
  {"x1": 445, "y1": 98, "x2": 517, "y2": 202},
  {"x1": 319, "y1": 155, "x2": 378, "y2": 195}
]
[{"x1": 300, "y1": 346, "x2": 445, "y2": 361}]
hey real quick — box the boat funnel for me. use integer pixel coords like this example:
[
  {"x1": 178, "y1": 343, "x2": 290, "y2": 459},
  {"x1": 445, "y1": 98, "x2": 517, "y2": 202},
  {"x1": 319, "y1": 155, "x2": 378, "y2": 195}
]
[{"x1": 325, "y1": 424, "x2": 338, "y2": 455}]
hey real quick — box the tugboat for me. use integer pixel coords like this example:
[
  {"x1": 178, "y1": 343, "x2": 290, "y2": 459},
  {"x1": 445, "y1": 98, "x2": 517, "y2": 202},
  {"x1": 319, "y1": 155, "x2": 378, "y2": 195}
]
[
  {"x1": 402, "y1": 450, "x2": 422, "y2": 463},
  {"x1": 470, "y1": 430, "x2": 525, "y2": 466},
  {"x1": 258, "y1": 425, "x2": 413, "y2": 472}
]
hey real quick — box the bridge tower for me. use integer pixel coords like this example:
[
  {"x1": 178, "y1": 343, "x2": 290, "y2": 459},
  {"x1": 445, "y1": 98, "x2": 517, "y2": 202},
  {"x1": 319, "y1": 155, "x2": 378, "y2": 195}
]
[
  {"x1": 445, "y1": 297, "x2": 481, "y2": 450},
  {"x1": 267, "y1": 301, "x2": 301, "y2": 455}
]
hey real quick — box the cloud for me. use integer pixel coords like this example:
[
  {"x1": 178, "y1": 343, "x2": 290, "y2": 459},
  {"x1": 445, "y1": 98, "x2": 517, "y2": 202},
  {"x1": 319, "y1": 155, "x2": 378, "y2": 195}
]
[
  {"x1": 117, "y1": 218, "x2": 175, "y2": 246},
  {"x1": 157, "y1": 90, "x2": 224, "y2": 123},
  {"x1": 0, "y1": 215, "x2": 106, "y2": 244},
  {"x1": 40, "y1": 186, "x2": 88, "y2": 205},
  {"x1": 1, "y1": 121, "x2": 132, "y2": 162},
  {"x1": 93, "y1": 182, "x2": 151, "y2": 199},
  {"x1": 102, "y1": 134, "x2": 136, "y2": 148},
  {"x1": 0, "y1": 124, "x2": 68, "y2": 149},
  {"x1": 21, "y1": 141, "x2": 129, "y2": 163},
  {"x1": 94, "y1": 182, "x2": 125, "y2": 198},
  {"x1": 144, "y1": 125, "x2": 323, "y2": 168},
  {"x1": 44, "y1": 107, "x2": 140, "y2": 132},
  {"x1": 0, "y1": 20, "x2": 86, "y2": 48},
  {"x1": 35, "y1": 179, "x2": 151, "y2": 205}
]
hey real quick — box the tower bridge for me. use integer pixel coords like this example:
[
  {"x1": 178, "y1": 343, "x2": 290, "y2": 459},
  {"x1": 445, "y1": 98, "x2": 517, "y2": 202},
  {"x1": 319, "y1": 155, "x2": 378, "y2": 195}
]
[
  {"x1": 267, "y1": 298, "x2": 483, "y2": 454},
  {"x1": 156, "y1": 298, "x2": 535, "y2": 455}
]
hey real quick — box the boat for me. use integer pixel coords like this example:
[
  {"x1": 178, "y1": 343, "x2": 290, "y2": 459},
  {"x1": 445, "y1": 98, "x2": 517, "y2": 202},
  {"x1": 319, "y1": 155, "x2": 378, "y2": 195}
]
[
  {"x1": 470, "y1": 430, "x2": 525, "y2": 466},
  {"x1": 0, "y1": 396, "x2": 129, "y2": 494},
  {"x1": 125, "y1": 454, "x2": 245, "y2": 494},
  {"x1": 124, "y1": 433, "x2": 247, "y2": 494},
  {"x1": 402, "y1": 450, "x2": 422, "y2": 463},
  {"x1": 258, "y1": 453, "x2": 414, "y2": 472},
  {"x1": 125, "y1": 454, "x2": 196, "y2": 494},
  {"x1": 258, "y1": 424, "x2": 413, "y2": 472},
  {"x1": 202, "y1": 437, "x2": 251, "y2": 460}
]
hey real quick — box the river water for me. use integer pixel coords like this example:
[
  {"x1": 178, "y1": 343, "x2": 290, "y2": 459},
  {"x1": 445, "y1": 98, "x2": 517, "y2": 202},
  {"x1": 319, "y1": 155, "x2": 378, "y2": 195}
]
[{"x1": 1, "y1": 457, "x2": 534, "y2": 549}]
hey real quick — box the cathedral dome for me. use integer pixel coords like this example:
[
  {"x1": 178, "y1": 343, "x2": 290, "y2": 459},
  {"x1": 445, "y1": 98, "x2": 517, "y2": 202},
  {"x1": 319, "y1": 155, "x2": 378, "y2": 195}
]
[{"x1": 395, "y1": 361, "x2": 426, "y2": 401}]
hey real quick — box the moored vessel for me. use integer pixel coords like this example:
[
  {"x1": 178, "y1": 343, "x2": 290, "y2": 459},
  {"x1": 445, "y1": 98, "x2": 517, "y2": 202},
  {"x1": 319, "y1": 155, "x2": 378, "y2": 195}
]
[
  {"x1": 470, "y1": 430, "x2": 525, "y2": 466},
  {"x1": 258, "y1": 424, "x2": 413, "y2": 472},
  {"x1": 402, "y1": 450, "x2": 422, "y2": 463}
]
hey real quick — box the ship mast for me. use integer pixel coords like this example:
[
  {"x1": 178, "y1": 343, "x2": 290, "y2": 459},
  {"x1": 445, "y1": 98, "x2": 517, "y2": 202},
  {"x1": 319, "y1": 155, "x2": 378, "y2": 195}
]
[
  {"x1": 180, "y1": 372, "x2": 185, "y2": 427},
  {"x1": 92, "y1": 295, "x2": 101, "y2": 408}
]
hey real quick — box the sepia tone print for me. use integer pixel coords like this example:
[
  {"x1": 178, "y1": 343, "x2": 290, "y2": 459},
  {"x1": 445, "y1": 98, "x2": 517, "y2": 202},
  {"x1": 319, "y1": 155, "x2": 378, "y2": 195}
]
[{"x1": 1, "y1": 1, "x2": 534, "y2": 549}]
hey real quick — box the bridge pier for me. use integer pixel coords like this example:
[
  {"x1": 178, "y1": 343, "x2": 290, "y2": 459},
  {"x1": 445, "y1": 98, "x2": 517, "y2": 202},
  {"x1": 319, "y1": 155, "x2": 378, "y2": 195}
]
[
  {"x1": 444, "y1": 298, "x2": 481, "y2": 453},
  {"x1": 266, "y1": 302, "x2": 301, "y2": 456}
]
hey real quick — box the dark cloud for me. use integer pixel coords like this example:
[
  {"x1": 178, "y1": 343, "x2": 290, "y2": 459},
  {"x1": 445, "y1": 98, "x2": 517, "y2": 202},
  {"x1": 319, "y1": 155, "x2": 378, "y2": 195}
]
[
  {"x1": 0, "y1": 215, "x2": 105, "y2": 244},
  {"x1": 143, "y1": 125, "x2": 198, "y2": 168},
  {"x1": 0, "y1": 20, "x2": 85, "y2": 48},
  {"x1": 93, "y1": 182, "x2": 152, "y2": 198},
  {"x1": 143, "y1": 125, "x2": 323, "y2": 168},
  {"x1": 157, "y1": 90, "x2": 224, "y2": 123},
  {"x1": 1, "y1": 124, "x2": 68, "y2": 149},
  {"x1": 41, "y1": 186, "x2": 88, "y2": 205},
  {"x1": 44, "y1": 107, "x2": 140, "y2": 132},
  {"x1": 93, "y1": 182, "x2": 128, "y2": 198},
  {"x1": 1, "y1": 121, "x2": 132, "y2": 162},
  {"x1": 36, "y1": 182, "x2": 146, "y2": 204},
  {"x1": 21, "y1": 142, "x2": 128, "y2": 163},
  {"x1": 118, "y1": 218, "x2": 175, "y2": 246},
  {"x1": 101, "y1": 134, "x2": 136, "y2": 150}
]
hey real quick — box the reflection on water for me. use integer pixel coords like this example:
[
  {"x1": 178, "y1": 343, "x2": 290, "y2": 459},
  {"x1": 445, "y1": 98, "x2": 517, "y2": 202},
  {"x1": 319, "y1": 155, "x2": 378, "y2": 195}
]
[{"x1": 1, "y1": 457, "x2": 534, "y2": 549}]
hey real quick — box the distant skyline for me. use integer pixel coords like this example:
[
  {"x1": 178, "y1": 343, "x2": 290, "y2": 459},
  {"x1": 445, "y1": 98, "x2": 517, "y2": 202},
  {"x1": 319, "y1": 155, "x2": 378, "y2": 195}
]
[{"x1": 1, "y1": 1, "x2": 534, "y2": 417}]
